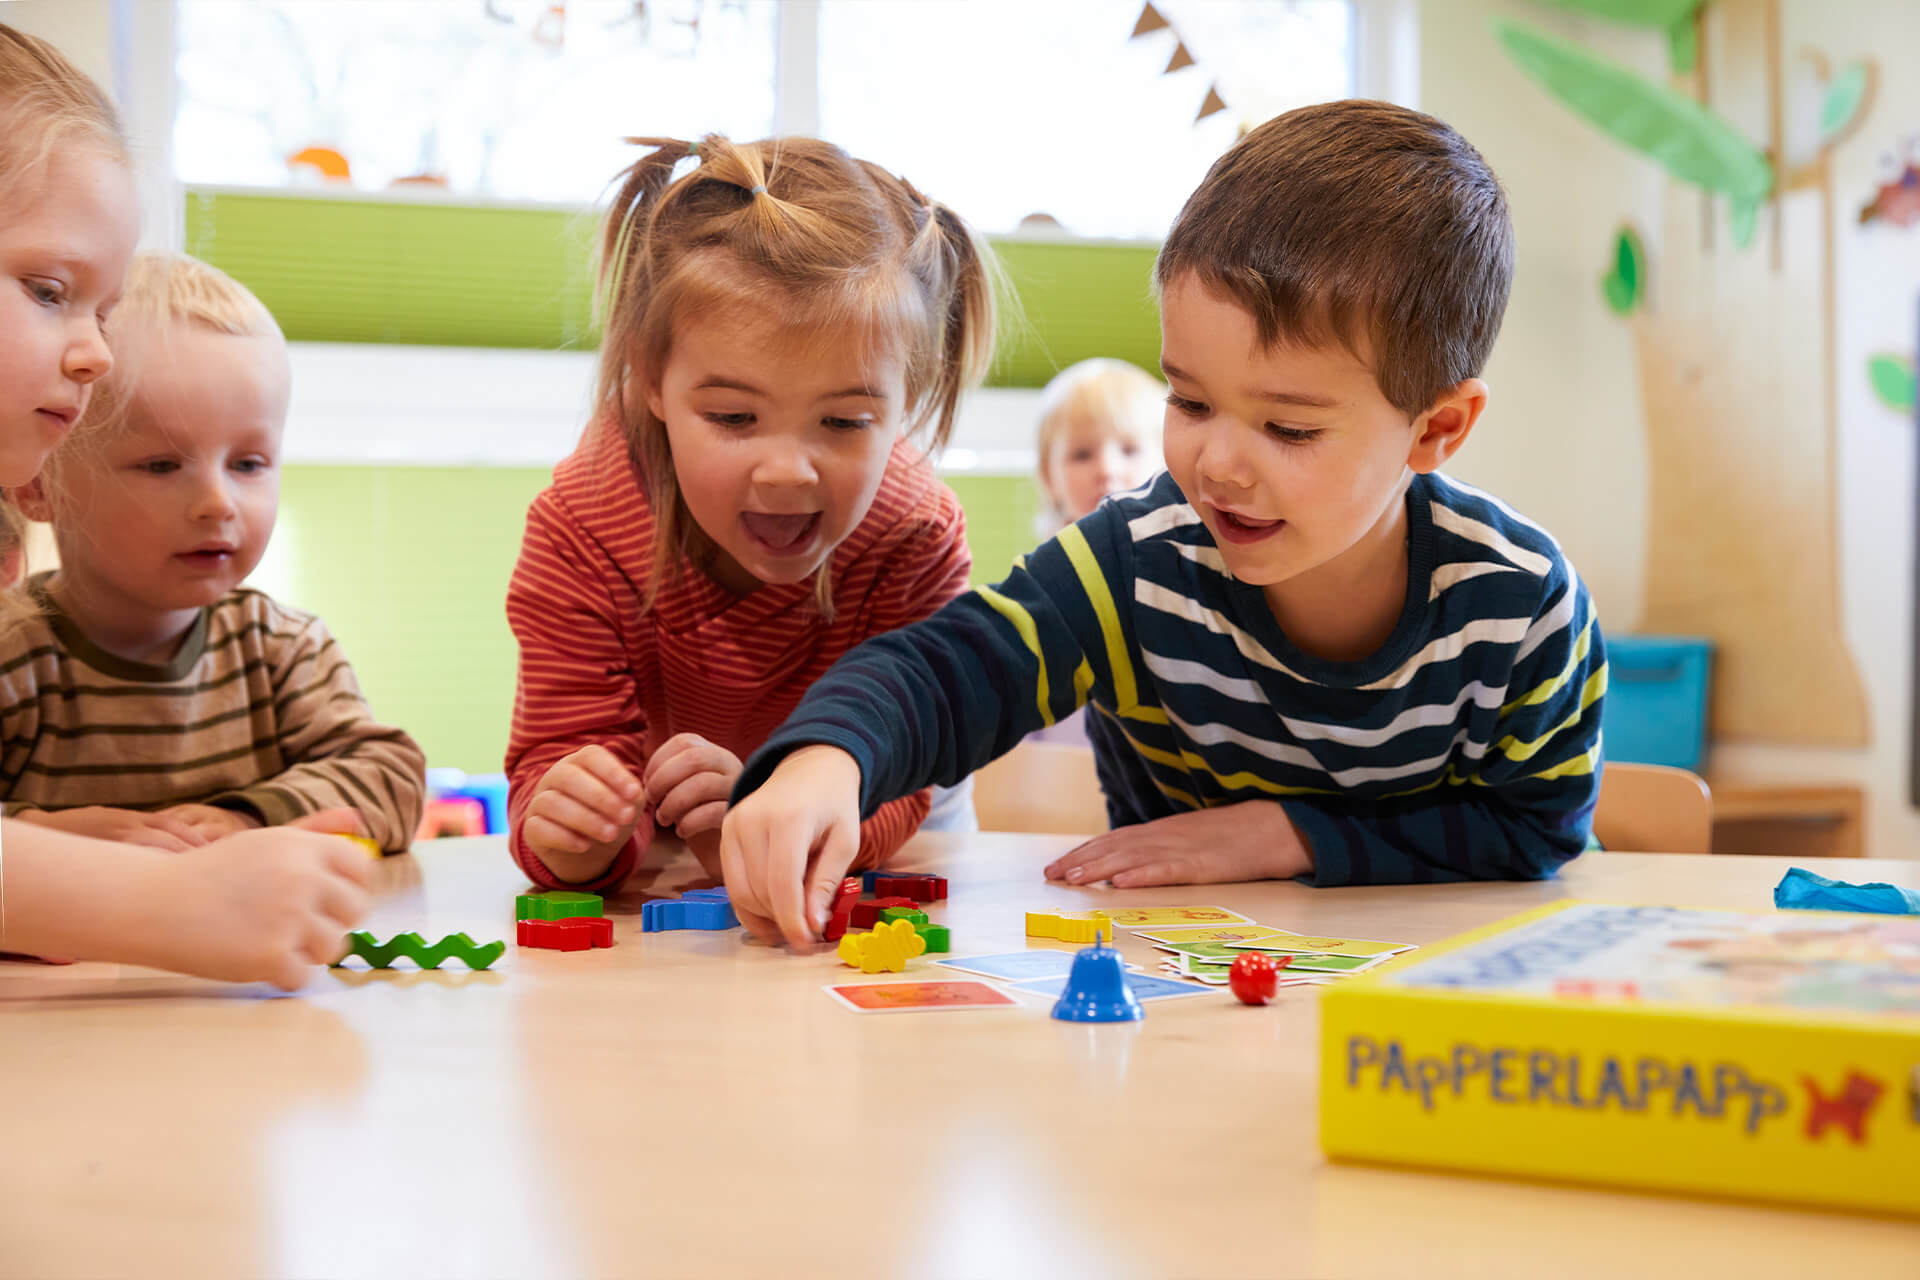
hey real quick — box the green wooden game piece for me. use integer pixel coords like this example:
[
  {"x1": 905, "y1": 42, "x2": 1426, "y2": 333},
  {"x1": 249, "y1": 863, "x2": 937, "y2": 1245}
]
[
  {"x1": 879, "y1": 907, "x2": 928, "y2": 926},
  {"x1": 333, "y1": 931, "x2": 505, "y2": 970},
  {"x1": 517, "y1": 890, "x2": 603, "y2": 921},
  {"x1": 914, "y1": 923, "x2": 950, "y2": 953}
]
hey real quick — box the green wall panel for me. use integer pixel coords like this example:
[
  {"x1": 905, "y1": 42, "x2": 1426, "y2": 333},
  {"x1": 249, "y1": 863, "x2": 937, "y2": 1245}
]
[
  {"x1": 277, "y1": 466, "x2": 1037, "y2": 774},
  {"x1": 185, "y1": 191, "x2": 600, "y2": 350},
  {"x1": 185, "y1": 190, "x2": 1162, "y2": 386}
]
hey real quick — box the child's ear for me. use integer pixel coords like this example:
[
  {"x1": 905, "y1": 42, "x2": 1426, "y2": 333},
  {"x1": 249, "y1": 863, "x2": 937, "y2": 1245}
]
[
  {"x1": 7, "y1": 478, "x2": 54, "y2": 524},
  {"x1": 1407, "y1": 378, "x2": 1489, "y2": 474}
]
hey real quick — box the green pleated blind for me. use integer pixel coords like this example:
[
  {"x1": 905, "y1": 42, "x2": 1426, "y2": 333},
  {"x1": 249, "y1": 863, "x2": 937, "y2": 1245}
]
[{"x1": 183, "y1": 188, "x2": 1161, "y2": 387}]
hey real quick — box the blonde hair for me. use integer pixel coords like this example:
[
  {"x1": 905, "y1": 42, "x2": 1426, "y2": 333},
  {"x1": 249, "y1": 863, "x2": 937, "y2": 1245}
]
[
  {"x1": 1034, "y1": 358, "x2": 1166, "y2": 516},
  {"x1": 73, "y1": 253, "x2": 282, "y2": 444},
  {"x1": 594, "y1": 134, "x2": 1000, "y2": 613},
  {"x1": 0, "y1": 24, "x2": 128, "y2": 633},
  {"x1": 0, "y1": 23, "x2": 125, "y2": 211}
]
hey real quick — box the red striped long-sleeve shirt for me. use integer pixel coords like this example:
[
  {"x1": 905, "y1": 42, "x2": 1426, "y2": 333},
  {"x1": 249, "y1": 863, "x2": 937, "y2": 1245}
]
[{"x1": 505, "y1": 419, "x2": 971, "y2": 891}]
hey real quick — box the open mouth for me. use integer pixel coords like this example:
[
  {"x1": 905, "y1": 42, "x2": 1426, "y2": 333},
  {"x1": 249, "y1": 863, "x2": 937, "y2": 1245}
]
[
  {"x1": 177, "y1": 549, "x2": 235, "y2": 569},
  {"x1": 740, "y1": 511, "x2": 822, "y2": 556},
  {"x1": 1211, "y1": 507, "x2": 1286, "y2": 545}
]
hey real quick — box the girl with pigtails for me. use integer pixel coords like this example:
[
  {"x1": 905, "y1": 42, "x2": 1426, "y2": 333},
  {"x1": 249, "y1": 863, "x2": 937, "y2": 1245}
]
[{"x1": 505, "y1": 134, "x2": 999, "y2": 894}]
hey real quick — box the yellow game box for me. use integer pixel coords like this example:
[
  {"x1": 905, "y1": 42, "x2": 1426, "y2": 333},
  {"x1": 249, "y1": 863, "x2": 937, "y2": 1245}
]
[{"x1": 1318, "y1": 901, "x2": 1920, "y2": 1216}]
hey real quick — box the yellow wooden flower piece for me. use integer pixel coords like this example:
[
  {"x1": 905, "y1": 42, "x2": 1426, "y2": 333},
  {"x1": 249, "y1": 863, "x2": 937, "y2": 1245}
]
[{"x1": 836, "y1": 918, "x2": 928, "y2": 973}]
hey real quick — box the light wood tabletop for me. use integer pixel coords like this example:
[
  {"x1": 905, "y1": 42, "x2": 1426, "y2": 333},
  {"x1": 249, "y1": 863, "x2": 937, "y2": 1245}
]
[{"x1": 4, "y1": 834, "x2": 1919, "y2": 1280}]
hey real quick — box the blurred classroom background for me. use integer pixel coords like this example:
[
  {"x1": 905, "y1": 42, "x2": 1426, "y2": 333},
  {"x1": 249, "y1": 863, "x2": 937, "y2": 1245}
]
[{"x1": 7, "y1": 0, "x2": 1919, "y2": 858}]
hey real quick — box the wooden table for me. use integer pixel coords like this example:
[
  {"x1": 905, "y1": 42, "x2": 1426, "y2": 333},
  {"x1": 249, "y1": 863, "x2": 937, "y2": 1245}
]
[{"x1": 4, "y1": 835, "x2": 1919, "y2": 1280}]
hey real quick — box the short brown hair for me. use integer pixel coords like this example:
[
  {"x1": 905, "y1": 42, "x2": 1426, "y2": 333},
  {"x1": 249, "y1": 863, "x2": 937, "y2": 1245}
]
[
  {"x1": 594, "y1": 134, "x2": 999, "y2": 612},
  {"x1": 1155, "y1": 100, "x2": 1513, "y2": 418}
]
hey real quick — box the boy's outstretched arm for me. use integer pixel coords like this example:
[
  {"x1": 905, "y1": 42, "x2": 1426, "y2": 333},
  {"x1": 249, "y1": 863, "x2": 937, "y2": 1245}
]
[{"x1": 724, "y1": 526, "x2": 1124, "y2": 944}]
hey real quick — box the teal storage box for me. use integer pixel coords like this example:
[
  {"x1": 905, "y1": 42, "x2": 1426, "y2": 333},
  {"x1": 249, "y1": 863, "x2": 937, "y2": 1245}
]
[{"x1": 1599, "y1": 635, "x2": 1712, "y2": 770}]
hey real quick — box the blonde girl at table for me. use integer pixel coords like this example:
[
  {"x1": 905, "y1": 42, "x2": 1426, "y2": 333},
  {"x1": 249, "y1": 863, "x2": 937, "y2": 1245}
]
[
  {"x1": 0, "y1": 24, "x2": 372, "y2": 989},
  {"x1": 505, "y1": 134, "x2": 997, "y2": 892}
]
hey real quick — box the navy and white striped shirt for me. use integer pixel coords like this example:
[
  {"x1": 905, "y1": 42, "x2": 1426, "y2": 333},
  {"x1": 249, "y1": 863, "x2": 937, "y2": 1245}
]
[{"x1": 739, "y1": 470, "x2": 1607, "y2": 885}]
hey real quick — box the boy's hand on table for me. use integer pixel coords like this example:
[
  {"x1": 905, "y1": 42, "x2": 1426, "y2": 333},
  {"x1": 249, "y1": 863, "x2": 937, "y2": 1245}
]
[
  {"x1": 719, "y1": 744, "x2": 862, "y2": 949},
  {"x1": 142, "y1": 827, "x2": 375, "y2": 991},
  {"x1": 1044, "y1": 800, "x2": 1312, "y2": 887},
  {"x1": 17, "y1": 805, "x2": 208, "y2": 852},
  {"x1": 160, "y1": 803, "x2": 264, "y2": 843},
  {"x1": 642, "y1": 733, "x2": 741, "y2": 845}
]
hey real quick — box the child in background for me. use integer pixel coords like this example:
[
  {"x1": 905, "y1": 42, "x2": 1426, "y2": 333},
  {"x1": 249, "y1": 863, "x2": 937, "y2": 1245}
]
[
  {"x1": 0, "y1": 24, "x2": 371, "y2": 989},
  {"x1": 506, "y1": 134, "x2": 996, "y2": 892},
  {"x1": 1027, "y1": 356, "x2": 1164, "y2": 749},
  {"x1": 1034, "y1": 357, "x2": 1164, "y2": 535},
  {"x1": 722, "y1": 101, "x2": 1608, "y2": 948},
  {"x1": 3, "y1": 252, "x2": 426, "y2": 852}
]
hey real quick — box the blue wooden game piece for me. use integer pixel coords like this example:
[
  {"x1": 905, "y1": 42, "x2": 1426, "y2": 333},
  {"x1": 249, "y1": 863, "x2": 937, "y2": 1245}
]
[{"x1": 640, "y1": 894, "x2": 739, "y2": 931}]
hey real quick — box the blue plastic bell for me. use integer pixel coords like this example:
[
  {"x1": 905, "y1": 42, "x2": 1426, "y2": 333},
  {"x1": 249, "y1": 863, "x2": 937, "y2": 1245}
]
[{"x1": 1051, "y1": 928, "x2": 1145, "y2": 1023}]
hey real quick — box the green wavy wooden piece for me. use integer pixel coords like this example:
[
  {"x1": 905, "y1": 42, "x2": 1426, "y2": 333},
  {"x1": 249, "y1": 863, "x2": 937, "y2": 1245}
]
[
  {"x1": 1868, "y1": 354, "x2": 1917, "y2": 413},
  {"x1": 334, "y1": 931, "x2": 505, "y2": 970},
  {"x1": 1496, "y1": 21, "x2": 1773, "y2": 206},
  {"x1": 1820, "y1": 63, "x2": 1870, "y2": 140}
]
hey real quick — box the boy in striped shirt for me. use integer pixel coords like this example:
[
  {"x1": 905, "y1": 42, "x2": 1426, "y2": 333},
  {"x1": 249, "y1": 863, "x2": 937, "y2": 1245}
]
[
  {"x1": 722, "y1": 101, "x2": 1607, "y2": 948},
  {"x1": 0, "y1": 254, "x2": 425, "y2": 852}
]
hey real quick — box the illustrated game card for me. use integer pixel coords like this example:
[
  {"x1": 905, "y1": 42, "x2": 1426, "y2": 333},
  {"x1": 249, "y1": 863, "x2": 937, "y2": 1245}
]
[{"x1": 823, "y1": 980, "x2": 1020, "y2": 1013}]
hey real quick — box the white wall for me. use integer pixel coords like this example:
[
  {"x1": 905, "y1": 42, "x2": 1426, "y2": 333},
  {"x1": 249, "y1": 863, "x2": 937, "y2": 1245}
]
[
  {"x1": 3, "y1": 0, "x2": 179, "y2": 248},
  {"x1": 1424, "y1": 0, "x2": 1920, "y2": 858}
]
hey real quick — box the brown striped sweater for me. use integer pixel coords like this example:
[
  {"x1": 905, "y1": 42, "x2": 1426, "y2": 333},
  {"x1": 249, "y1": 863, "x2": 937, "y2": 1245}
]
[
  {"x1": 0, "y1": 582, "x2": 426, "y2": 851},
  {"x1": 506, "y1": 420, "x2": 971, "y2": 892}
]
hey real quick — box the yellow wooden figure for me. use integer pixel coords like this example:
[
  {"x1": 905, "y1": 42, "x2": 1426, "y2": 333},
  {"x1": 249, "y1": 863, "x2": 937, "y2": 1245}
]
[
  {"x1": 836, "y1": 918, "x2": 928, "y2": 974},
  {"x1": 342, "y1": 834, "x2": 381, "y2": 858},
  {"x1": 1025, "y1": 910, "x2": 1116, "y2": 944}
]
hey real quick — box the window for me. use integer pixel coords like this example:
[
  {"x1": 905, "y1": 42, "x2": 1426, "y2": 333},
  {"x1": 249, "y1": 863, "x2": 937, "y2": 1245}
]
[
  {"x1": 174, "y1": 0, "x2": 777, "y2": 202},
  {"x1": 174, "y1": 0, "x2": 1362, "y2": 236},
  {"x1": 816, "y1": 0, "x2": 1353, "y2": 239}
]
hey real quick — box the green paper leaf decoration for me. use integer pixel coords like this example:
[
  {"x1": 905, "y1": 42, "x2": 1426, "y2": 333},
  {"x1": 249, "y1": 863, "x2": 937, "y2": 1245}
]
[
  {"x1": 1525, "y1": 0, "x2": 1702, "y2": 27},
  {"x1": 1496, "y1": 21, "x2": 1774, "y2": 207},
  {"x1": 1521, "y1": 0, "x2": 1706, "y2": 72},
  {"x1": 1666, "y1": 16, "x2": 1698, "y2": 73},
  {"x1": 1868, "y1": 354, "x2": 1917, "y2": 413},
  {"x1": 1729, "y1": 199, "x2": 1759, "y2": 248},
  {"x1": 1819, "y1": 62, "x2": 1870, "y2": 140},
  {"x1": 1600, "y1": 226, "x2": 1645, "y2": 315}
]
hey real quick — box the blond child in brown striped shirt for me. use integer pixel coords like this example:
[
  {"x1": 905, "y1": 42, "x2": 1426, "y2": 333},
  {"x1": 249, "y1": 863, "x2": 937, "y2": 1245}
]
[{"x1": 1, "y1": 253, "x2": 425, "y2": 852}]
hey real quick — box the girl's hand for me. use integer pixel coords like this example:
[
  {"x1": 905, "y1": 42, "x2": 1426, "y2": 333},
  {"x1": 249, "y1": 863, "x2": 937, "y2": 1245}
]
[
  {"x1": 520, "y1": 745, "x2": 644, "y2": 882},
  {"x1": 159, "y1": 803, "x2": 263, "y2": 843},
  {"x1": 141, "y1": 827, "x2": 375, "y2": 991},
  {"x1": 642, "y1": 733, "x2": 742, "y2": 843},
  {"x1": 1043, "y1": 801, "x2": 1313, "y2": 888},
  {"x1": 17, "y1": 805, "x2": 208, "y2": 853},
  {"x1": 719, "y1": 745, "x2": 863, "y2": 949}
]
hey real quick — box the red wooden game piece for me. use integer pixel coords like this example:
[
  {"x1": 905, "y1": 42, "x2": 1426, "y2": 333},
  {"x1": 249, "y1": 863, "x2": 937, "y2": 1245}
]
[
  {"x1": 824, "y1": 877, "x2": 862, "y2": 941},
  {"x1": 1228, "y1": 951, "x2": 1286, "y2": 1005},
  {"x1": 872, "y1": 873, "x2": 948, "y2": 903},
  {"x1": 850, "y1": 896, "x2": 921, "y2": 930},
  {"x1": 517, "y1": 916, "x2": 614, "y2": 951}
]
